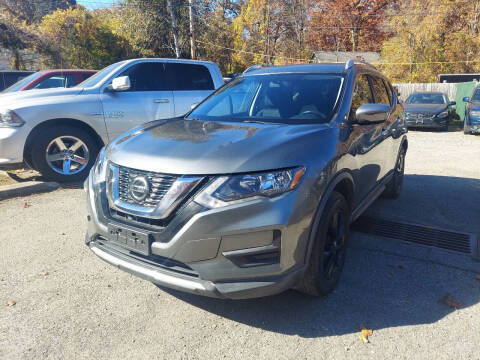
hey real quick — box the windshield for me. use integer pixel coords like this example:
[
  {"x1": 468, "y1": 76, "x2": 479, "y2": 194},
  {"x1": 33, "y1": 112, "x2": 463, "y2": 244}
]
[
  {"x1": 75, "y1": 62, "x2": 121, "y2": 88},
  {"x1": 2, "y1": 72, "x2": 42, "y2": 93},
  {"x1": 406, "y1": 93, "x2": 446, "y2": 104},
  {"x1": 188, "y1": 73, "x2": 344, "y2": 124}
]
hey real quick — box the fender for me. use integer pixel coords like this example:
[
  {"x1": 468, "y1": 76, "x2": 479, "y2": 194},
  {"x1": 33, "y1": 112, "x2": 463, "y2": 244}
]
[{"x1": 302, "y1": 170, "x2": 355, "y2": 266}]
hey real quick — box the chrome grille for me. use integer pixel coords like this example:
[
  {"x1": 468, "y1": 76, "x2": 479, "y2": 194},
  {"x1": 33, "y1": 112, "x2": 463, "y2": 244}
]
[
  {"x1": 406, "y1": 113, "x2": 435, "y2": 120},
  {"x1": 118, "y1": 166, "x2": 177, "y2": 208}
]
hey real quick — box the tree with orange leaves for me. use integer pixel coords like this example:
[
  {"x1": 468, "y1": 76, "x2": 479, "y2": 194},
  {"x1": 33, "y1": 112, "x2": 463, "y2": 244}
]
[{"x1": 307, "y1": 0, "x2": 393, "y2": 53}]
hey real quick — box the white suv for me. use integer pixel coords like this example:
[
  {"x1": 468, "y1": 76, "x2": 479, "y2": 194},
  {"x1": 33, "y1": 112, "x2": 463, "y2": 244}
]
[{"x1": 0, "y1": 58, "x2": 224, "y2": 182}]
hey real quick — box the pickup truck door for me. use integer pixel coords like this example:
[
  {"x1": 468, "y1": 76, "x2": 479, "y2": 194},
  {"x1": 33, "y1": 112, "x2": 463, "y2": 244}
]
[
  {"x1": 166, "y1": 62, "x2": 217, "y2": 116},
  {"x1": 100, "y1": 62, "x2": 174, "y2": 140}
]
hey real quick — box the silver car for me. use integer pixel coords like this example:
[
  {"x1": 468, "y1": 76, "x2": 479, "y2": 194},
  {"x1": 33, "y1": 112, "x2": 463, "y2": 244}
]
[
  {"x1": 0, "y1": 58, "x2": 223, "y2": 182},
  {"x1": 85, "y1": 61, "x2": 408, "y2": 299}
]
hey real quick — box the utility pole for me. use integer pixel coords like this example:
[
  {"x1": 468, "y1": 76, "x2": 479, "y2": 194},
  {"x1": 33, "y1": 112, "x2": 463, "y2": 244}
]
[{"x1": 189, "y1": 0, "x2": 196, "y2": 60}]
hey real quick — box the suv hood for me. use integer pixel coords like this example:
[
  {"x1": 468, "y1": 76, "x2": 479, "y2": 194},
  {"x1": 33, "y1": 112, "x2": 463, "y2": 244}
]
[
  {"x1": 107, "y1": 118, "x2": 334, "y2": 175},
  {"x1": 0, "y1": 87, "x2": 84, "y2": 108},
  {"x1": 403, "y1": 103, "x2": 447, "y2": 114}
]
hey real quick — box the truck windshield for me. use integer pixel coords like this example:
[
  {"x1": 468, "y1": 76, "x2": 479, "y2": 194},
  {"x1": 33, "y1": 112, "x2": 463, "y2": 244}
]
[
  {"x1": 187, "y1": 73, "x2": 344, "y2": 124},
  {"x1": 75, "y1": 62, "x2": 122, "y2": 88}
]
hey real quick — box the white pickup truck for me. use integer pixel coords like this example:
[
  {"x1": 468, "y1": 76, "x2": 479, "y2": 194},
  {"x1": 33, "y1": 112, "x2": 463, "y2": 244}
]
[{"x1": 0, "y1": 58, "x2": 224, "y2": 182}]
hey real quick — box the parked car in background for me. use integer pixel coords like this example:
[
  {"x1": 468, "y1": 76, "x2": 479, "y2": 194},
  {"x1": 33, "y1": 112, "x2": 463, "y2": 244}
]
[
  {"x1": 85, "y1": 60, "x2": 408, "y2": 299},
  {"x1": 462, "y1": 85, "x2": 480, "y2": 134},
  {"x1": 404, "y1": 92, "x2": 456, "y2": 131},
  {"x1": 0, "y1": 58, "x2": 224, "y2": 182},
  {"x1": 2, "y1": 69, "x2": 97, "y2": 93},
  {"x1": 0, "y1": 71, "x2": 35, "y2": 92}
]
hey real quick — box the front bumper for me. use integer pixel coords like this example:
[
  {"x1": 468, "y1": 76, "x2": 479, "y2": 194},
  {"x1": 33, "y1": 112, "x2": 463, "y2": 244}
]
[
  {"x1": 84, "y1": 171, "x2": 315, "y2": 299},
  {"x1": 406, "y1": 117, "x2": 447, "y2": 129},
  {"x1": 0, "y1": 126, "x2": 30, "y2": 165}
]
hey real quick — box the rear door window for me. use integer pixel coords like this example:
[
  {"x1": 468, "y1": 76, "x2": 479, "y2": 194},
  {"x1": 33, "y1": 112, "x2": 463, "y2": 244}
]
[{"x1": 167, "y1": 63, "x2": 214, "y2": 91}]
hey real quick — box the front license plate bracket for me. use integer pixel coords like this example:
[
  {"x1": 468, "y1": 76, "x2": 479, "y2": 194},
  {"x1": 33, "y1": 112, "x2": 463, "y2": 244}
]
[{"x1": 107, "y1": 224, "x2": 151, "y2": 256}]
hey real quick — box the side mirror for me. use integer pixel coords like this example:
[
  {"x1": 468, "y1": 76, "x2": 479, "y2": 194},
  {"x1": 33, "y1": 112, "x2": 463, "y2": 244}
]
[
  {"x1": 355, "y1": 103, "x2": 390, "y2": 124},
  {"x1": 463, "y1": 97, "x2": 470, "y2": 103},
  {"x1": 449, "y1": 101, "x2": 456, "y2": 106},
  {"x1": 111, "y1": 76, "x2": 131, "y2": 91}
]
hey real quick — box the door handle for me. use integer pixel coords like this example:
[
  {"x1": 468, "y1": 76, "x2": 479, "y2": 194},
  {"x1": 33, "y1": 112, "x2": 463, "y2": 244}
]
[{"x1": 154, "y1": 99, "x2": 170, "y2": 104}]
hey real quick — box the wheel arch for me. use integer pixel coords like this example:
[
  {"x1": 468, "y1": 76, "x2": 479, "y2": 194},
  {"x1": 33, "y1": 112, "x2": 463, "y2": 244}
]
[
  {"x1": 302, "y1": 170, "x2": 356, "y2": 266},
  {"x1": 23, "y1": 118, "x2": 105, "y2": 168}
]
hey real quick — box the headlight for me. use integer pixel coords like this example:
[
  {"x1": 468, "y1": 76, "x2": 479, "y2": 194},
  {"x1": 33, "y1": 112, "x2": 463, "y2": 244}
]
[
  {"x1": 195, "y1": 167, "x2": 306, "y2": 208},
  {"x1": 0, "y1": 110, "x2": 24, "y2": 127},
  {"x1": 470, "y1": 110, "x2": 480, "y2": 118},
  {"x1": 436, "y1": 111, "x2": 448, "y2": 118},
  {"x1": 92, "y1": 147, "x2": 107, "y2": 185}
]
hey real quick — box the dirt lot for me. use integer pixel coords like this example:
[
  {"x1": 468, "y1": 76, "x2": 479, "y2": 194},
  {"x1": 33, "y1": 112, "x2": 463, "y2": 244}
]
[{"x1": 0, "y1": 130, "x2": 479, "y2": 359}]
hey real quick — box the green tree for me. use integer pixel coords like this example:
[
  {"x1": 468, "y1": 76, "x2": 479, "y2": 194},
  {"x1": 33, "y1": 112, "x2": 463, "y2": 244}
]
[
  {"x1": 38, "y1": 6, "x2": 131, "y2": 69},
  {"x1": 381, "y1": 0, "x2": 480, "y2": 82}
]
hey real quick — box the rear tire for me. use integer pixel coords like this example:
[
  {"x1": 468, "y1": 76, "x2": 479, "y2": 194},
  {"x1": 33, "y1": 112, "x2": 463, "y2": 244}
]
[
  {"x1": 383, "y1": 146, "x2": 406, "y2": 199},
  {"x1": 298, "y1": 191, "x2": 350, "y2": 297},
  {"x1": 31, "y1": 126, "x2": 99, "y2": 183}
]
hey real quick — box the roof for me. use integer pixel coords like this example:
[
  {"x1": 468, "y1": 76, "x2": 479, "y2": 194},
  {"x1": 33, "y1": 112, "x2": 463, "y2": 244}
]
[
  {"x1": 37, "y1": 69, "x2": 97, "y2": 74},
  {"x1": 312, "y1": 51, "x2": 381, "y2": 63},
  {"x1": 244, "y1": 63, "x2": 347, "y2": 75}
]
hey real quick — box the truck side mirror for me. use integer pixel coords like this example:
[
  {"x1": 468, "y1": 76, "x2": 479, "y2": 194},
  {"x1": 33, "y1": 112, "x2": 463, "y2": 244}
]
[{"x1": 111, "y1": 76, "x2": 131, "y2": 91}]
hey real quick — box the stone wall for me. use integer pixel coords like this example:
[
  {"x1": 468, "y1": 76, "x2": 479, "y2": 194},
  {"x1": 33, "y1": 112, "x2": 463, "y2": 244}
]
[{"x1": 0, "y1": 48, "x2": 41, "y2": 71}]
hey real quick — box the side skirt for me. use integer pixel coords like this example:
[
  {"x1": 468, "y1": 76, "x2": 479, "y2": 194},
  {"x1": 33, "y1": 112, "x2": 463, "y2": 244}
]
[{"x1": 350, "y1": 171, "x2": 393, "y2": 222}]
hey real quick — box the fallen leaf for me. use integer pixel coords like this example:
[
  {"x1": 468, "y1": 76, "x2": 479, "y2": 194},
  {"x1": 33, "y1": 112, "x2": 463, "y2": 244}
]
[
  {"x1": 7, "y1": 300, "x2": 16, "y2": 307},
  {"x1": 43, "y1": 272, "x2": 49, "y2": 276},
  {"x1": 476, "y1": 275, "x2": 480, "y2": 282},
  {"x1": 398, "y1": 264, "x2": 405, "y2": 270},
  {"x1": 23, "y1": 202, "x2": 31, "y2": 208},
  {"x1": 441, "y1": 293, "x2": 463, "y2": 309},
  {"x1": 359, "y1": 325, "x2": 373, "y2": 344}
]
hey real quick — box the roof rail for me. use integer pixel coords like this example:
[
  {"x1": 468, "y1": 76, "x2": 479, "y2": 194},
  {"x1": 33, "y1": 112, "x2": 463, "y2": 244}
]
[{"x1": 344, "y1": 59, "x2": 378, "y2": 71}]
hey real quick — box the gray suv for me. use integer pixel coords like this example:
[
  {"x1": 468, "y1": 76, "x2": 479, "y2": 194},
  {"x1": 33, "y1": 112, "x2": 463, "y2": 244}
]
[{"x1": 85, "y1": 61, "x2": 408, "y2": 299}]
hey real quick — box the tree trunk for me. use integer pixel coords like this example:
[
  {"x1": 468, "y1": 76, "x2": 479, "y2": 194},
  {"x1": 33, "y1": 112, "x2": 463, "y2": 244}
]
[
  {"x1": 167, "y1": 0, "x2": 181, "y2": 58},
  {"x1": 188, "y1": 0, "x2": 196, "y2": 59}
]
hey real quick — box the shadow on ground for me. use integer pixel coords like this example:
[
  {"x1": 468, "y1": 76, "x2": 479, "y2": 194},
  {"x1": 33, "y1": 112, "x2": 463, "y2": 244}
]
[
  {"x1": 366, "y1": 174, "x2": 480, "y2": 234},
  {"x1": 161, "y1": 173, "x2": 480, "y2": 337},
  {"x1": 161, "y1": 240, "x2": 480, "y2": 338}
]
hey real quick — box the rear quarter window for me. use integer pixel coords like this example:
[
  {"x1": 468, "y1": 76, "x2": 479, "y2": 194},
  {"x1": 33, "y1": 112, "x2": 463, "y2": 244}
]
[{"x1": 168, "y1": 63, "x2": 214, "y2": 91}]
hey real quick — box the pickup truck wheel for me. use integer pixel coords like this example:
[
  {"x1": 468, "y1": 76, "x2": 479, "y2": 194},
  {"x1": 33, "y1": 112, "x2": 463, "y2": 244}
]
[
  {"x1": 382, "y1": 147, "x2": 406, "y2": 199},
  {"x1": 298, "y1": 191, "x2": 350, "y2": 297},
  {"x1": 31, "y1": 126, "x2": 99, "y2": 183}
]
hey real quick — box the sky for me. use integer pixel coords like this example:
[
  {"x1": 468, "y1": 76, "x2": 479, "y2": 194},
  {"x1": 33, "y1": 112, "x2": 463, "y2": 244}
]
[{"x1": 77, "y1": 0, "x2": 120, "y2": 9}]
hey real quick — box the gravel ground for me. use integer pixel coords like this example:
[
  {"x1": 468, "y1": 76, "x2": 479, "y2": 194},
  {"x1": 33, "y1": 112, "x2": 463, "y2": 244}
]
[{"x1": 1, "y1": 131, "x2": 479, "y2": 359}]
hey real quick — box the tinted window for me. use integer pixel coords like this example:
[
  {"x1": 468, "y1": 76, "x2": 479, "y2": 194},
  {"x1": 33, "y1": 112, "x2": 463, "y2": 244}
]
[
  {"x1": 370, "y1": 76, "x2": 390, "y2": 105},
  {"x1": 188, "y1": 73, "x2": 344, "y2": 124},
  {"x1": 351, "y1": 74, "x2": 373, "y2": 117},
  {"x1": 168, "y1": 63, "x2": 214, "y2": 90},
  {"x1": 2, "y1": 72, "x2": 42, "y2": 93},
  {"x1": 119, "y1": 62, "x2": 168, "y2": 91}
]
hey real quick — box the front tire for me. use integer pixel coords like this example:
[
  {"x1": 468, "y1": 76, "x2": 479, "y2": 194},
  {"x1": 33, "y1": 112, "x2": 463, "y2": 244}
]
[
  {"x1": 298, "y1": 191, "x2": 350, "y2": 297},
  {"x1": 31, "y1": 126, "x2": 99, "y2": 183}
]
